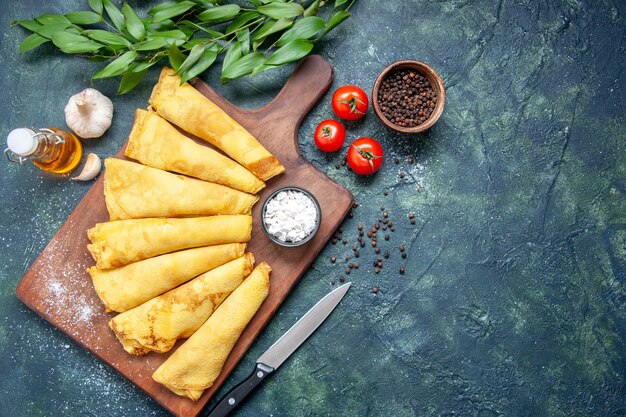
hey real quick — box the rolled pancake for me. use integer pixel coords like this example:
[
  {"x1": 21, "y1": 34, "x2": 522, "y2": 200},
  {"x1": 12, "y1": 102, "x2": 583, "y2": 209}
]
[
  {"x1": 89, "y1": 243, "x2": 246, "y2": 313},
  {"x1": 109, "y1": 254, "x2": 255, "y2": 355},
  {"x1": 87, "y1": 215, "x2": 252, "y2": 269},
  {"x1": 125, "y1": 109, "x2": 265, "y2": 194},
  {"x1": 148, "y1": 67, "x2": 284, "y2": 181},
  {"x1": 104, "y1": 158, "x2": 258, "y2": 220},
  {"x1": 153, "y1": 262, "x2": 271, "y2": 400}
]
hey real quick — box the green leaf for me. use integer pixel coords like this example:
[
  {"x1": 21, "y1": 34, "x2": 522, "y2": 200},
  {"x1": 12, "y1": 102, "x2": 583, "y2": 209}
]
[
  {"x1": 88, "y1": 0, "x2": 104, "y2": 14},
  {"x1": 252, "y1": 17, "x2": 292, "y2": 50},
  {"x1": 15, "y1": 19, "x2": 43, "y2": 32},
  {"x1": 276, "y1": 16, "x2": 324, "y2": 46},
  {"x1": 197, "y1": 4, "x2": 241, "y2": 22},
  {"x1": 149, "y1": 30, "x2": 188, "y2": 40},
  {"x1": 237, "y1": 28, "x2": 250, "y2": 55},
  {"x1": 83, "y1": 29, "x2": 131, "y2": 46},
  {"x1": 19, "y1": 33, "x2": 49, "y2": 54},
  {"x1": 134, "y1": 37, "x2": 169, "y2": 50},
  {"x1": 50, "y1": 31, "x2": 105, "y2": 53},
  {"x1": 168, "y1": 45, "x2": 187, "y2": 70},
  {"x1": 102, "y1": 0, "x2": 125, "y2": 31},
  {"x1": 191, "y1": 0, "x2": 219, "y2": 5},
  {"x1": 145, "y1": 18, "x2": 176, "y2": 32},
  {"x1": 264, "y1": 39, "x2": 313, "y2": 66},
  {"x1": 250, "y1": 63, "x2": 273, "y2": 77},
  {"x1": 257, "y1": 3, "x2": 304, "y2": 19},
  {"x1": 334, "y1": 0, "x2": 349, "y2": 9},
  {"x1": 36, "y1": 14, "x2": 71, "y2": 26},
  {"x1": 176, "y1": 43, "x2": 206, "y2": 75},
  {"x1": 92, "y1": 50, "x2": 137, "y2": 79},
  {"x1": 65, "y1": 11, "x2": 103, "y2": 25},
  {"x1": 222, "y1": 42, "x2": 242, "y2": 72},
  {"x1": 304, "y1": 0, "x2": 321, "y2": 17},
  {"x1": 221, "y1": 52, "x2": 264, "y2": 80},
  {"x1": 132, "y1": 60, "x2": 158, "y2": 72},
  {"x1": 226, "y1": 11, "x2": 260, "y2": 32},
  {"x1": 118, "y1": 67, "x2": 147, "y2": 94},
  {"x1": 150, "y1": 1, "x2": 196, "y2": 22},
  {"x1": 34, "y1": 23, "x2": 72, "y2": 38},
  {"x1": 248, "y1": 0, "x2": 262, "y2": 6},
  {"x1": 122, "y1": 4, "x2": 145, "y2": 41},
  {"x1": 181, "y1": 49, "x2": 217, "y2": 83},
  {"x1": 319, "y1": 10, "x2": 350, "y2": 37}
]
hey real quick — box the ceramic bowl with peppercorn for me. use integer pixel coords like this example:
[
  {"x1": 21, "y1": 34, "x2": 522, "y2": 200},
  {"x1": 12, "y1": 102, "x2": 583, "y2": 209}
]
[{"x1": 372, "y1": 60, "x2": 446, "y2": 134}]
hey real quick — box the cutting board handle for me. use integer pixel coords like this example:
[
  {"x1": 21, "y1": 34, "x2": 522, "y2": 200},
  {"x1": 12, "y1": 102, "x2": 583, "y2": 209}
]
[{"x1": 257, "y1": 55, "x2": 333, "y2": 122}]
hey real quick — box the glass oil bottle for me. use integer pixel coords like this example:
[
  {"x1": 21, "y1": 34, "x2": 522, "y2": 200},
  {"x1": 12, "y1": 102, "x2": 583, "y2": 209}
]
[{"x1": 5, "y1": 127, "x2": 83, "y2": 174}]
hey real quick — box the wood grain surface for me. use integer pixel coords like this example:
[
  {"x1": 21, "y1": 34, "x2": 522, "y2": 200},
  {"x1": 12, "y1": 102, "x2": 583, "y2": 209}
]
[{"x1": 15, "y1": 55, "x2": 353, "y2": 417}]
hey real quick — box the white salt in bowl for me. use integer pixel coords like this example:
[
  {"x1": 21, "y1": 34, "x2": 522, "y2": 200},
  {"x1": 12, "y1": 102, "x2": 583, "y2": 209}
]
[{"x1": 261, "y1": 186, "x2": 321, "y2": 247}]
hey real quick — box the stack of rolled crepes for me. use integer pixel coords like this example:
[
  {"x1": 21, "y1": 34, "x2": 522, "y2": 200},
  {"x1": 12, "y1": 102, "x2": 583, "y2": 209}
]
[{"x1": 86, "y1": 68, "x2": 282, "y2": 401}]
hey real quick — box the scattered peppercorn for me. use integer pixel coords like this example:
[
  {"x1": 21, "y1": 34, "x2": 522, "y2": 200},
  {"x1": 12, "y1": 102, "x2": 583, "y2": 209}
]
[
  {"x1": 355, "y1": 250, "x2": 360, "y2": 257},
  {"x1": 383, "y1": 211, "x2": 389, "y2": 218},
  {"x1": 358, "y1": 223, "x2": 363, "y2": 231},
  {"x1": 331, "y1": 280, "x2": 336, "y2": 285},
  {"x1": 399, "y1": 172, "x2": 405, "y2": 178},
  {"x1": 399, "y1": 267, "x2": 405, "y2": 275},
  {"x1": 352, "y1": 201, "x2": 359, "y2": 208},
  {"x1": 339, "y1": 275, "x2": 345, "y2": 282},
  {"x1": 402, "y1": 252, "x2": 407, "y2": 259},
  {"x1": 407, "y1": 155, "x2": 414, "y2": 164},
  {"x1": 378, "y1": 68, "x2": 438, "y2": 128},
  {"x1": 384, "y1": 190, "x2": 389, "y2": 196},
  {"x1": 375, "y1": 247, "x2": 381, "y2": 254},
  {"x1": 410, "y1": 219, "x2": 416, "y2": 225},
  {"x1": 394, "y1": 158, "x2": 400, "y2": 164},
  {"x1": 372, "y1": 287, "x2": 379, "y2": 293},
  {"x1": 384, "y1": 234, "x2": 390, "y2": 241},
  {"x1": 354, "y1": 262, "x2": 360, "y2": 268},
  {"x1": 331, "y1": 256, "x2": 336, "y2": 263},
  {"x1": 335, "y1": 163, "x2": 340, "y2": 169},
  {"x1": 332, "y1": 238, "x2": 337, "y2": 245},
  {"x1": 377, "y1": 261, "x2": 383, "y2": 267},
  {"x1": 345, "y1": 267, "x2": 351, "y2": 274},
  {"x1": 384, "y1": 250, "x2": 390, "y2": 258},
  {"x1": 342, "y1": 238, "x2": 348, "y2": 244},
  {"x1": 372, "y1": 241, "x2": 377, "y2": 247},
  {"x1": 380, "y1": 205, "x2": 385, "y2": 211},
  {"x1": 374, "y1": 267, "x2": 381, "y2": 274},
  {"x1": 399, "y1": 245, "x2": 405, "y2": 252}
]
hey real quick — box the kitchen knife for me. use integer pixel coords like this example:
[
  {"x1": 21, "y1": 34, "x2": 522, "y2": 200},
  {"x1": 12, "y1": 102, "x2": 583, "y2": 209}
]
[{"x1": 205, "y1": 282, "x2": 352, "y2": 417}]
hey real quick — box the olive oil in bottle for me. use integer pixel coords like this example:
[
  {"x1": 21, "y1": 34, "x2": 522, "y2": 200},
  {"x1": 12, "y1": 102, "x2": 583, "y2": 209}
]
[{"x1": 5, "y1": 128, "x2": 83, "y2": 174}]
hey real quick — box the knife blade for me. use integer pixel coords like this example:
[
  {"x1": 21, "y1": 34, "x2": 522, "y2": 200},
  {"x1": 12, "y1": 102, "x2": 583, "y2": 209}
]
[{"x1": 205, "y1": 282, "x2": 351, "y2": 417}]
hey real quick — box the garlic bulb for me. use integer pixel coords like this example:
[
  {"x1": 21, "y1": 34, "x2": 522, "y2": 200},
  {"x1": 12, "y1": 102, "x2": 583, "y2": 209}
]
[
  {"x1": 64, "y1": 88, "x2": 113, "y2": 139},
  {"x1": 71, "y1": 153, "x2": 102, "y2": 181}
]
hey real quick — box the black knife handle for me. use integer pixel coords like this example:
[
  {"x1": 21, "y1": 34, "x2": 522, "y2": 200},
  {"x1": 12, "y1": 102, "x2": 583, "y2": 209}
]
[{"x1": 205, "y1": 363, "x2": 274, "y2": 417}]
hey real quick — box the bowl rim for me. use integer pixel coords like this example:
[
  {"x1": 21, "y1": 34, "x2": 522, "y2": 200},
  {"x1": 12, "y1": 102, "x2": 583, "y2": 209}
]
[
  {"x1": 261, "y1": 185, "x2": 322, "y2": 247},
  {"x1": 371, "y1": 60, "x2": 446, "y2": 134}
]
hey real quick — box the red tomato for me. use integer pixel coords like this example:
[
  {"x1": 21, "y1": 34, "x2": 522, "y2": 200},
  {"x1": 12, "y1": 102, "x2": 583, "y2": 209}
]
[
  {"x1": 347, "y1": 137, "x2": 383, "y2": 175},
  {"x1": 314, "y1": 119, "x2": 346, "y2": 152},
  {"x1": 332, "y1": 85, "x2": 369, "y2": 120}
]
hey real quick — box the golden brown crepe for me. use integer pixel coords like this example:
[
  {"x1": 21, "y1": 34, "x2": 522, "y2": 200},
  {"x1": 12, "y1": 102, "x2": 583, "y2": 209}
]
[
  {"x1": 103, "y1": 158, "x2": 258, "y2": 220},
  {"x1": 125, "y1": 109, "x2": 265, "y2": 194},
  {"x1": 148, "y1": 67, "x2": 284, "y2": 181},
  {"x1": 109, "y1": 254, "x2": 256, "y2": 355},
  {"x1": 87, "y1": 215, "x2": 252, "y2": 270},
  {"x1": 88, "y1": 243, "x2": 246, "y2": 313},
  {"x1": 152, "y1": 262, "x2": 271, "y2": 400}
]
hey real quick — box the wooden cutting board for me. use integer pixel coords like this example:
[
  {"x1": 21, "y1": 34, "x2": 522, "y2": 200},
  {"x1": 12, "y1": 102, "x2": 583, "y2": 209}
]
[{"x1": 15, "y1": 55, "x2": 353, "y2": 417}]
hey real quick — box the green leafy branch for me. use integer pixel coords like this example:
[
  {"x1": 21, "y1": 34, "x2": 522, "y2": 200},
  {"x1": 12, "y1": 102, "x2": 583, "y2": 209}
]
[{"x1": 13, "y1": 0, "x2": 355, "y2": 94}]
